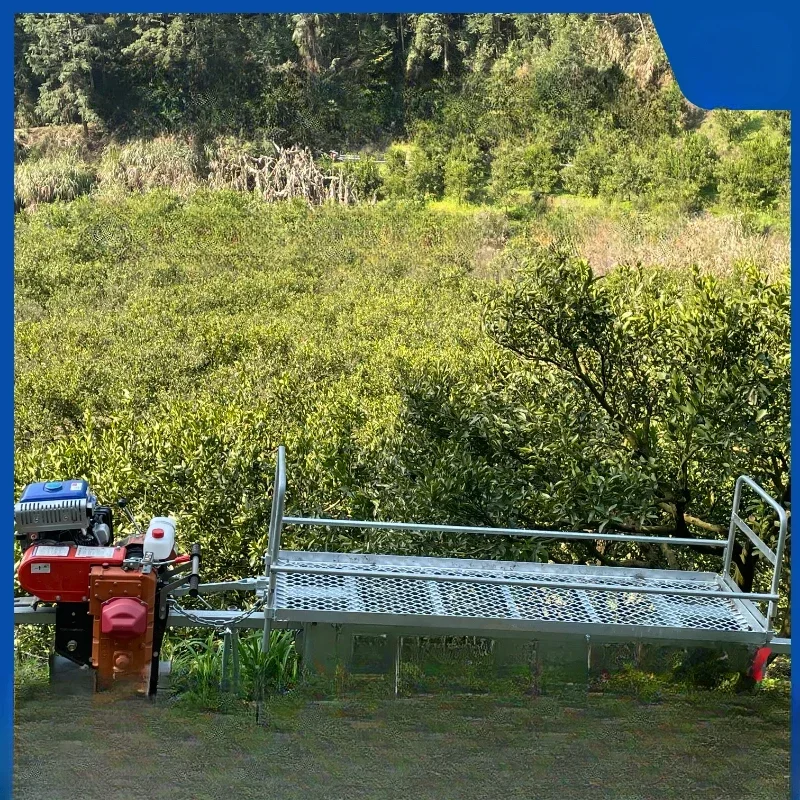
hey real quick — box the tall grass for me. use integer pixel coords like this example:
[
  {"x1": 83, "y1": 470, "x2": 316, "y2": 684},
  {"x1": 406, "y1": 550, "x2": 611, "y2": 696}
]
[
  {"x1": 238, "y1": 630, "x2": 299, "y2": 698},
  {"x1": 14, "y1": 151, "x2": 97, "y2": 209},
  {"x1": 15, "y1": 124, "x2": 99, "y2": 164},
  {"x1": 98, "y1": 136, "x2": 199, "y2": 195},
  {"x1": 536, "y1": 199, "x2": 789, "y2": 279},
  {"x1": 165, "y1": 629, "x2": 299, "y2": 706}
]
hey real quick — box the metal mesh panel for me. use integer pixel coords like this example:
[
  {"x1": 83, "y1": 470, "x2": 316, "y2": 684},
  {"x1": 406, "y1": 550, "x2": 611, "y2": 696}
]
[
  {"x1": 279, "y1": 558, "x2": 711, "y2": 588},
  {"x1": 273, "y1": 556, "x2": 756, "y2": 634}
]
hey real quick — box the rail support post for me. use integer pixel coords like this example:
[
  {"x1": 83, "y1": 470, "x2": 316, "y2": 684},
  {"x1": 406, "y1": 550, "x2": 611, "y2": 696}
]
[
  {"x1": 221, "y1": 630, "x2": 232, "y2": 693},
  {"x1": 231, "y1": 627, "x2": 240, "y2": 695},
  {"x1": 262, "y1": 446, "x2": 286, "y2": 653}
]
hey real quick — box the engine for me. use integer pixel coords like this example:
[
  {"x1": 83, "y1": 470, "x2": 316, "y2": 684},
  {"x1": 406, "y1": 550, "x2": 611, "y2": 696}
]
[
  {"x1": 15, "y1": 480, "x2": 113, "y2": 552},
  {"x1": 15, "y1": 480, "x2": 199, "y2": 696}
]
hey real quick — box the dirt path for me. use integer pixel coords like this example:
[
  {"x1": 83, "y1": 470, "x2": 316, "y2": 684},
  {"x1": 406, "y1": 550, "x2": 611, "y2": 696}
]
[{"x1": 14, "y1": 686, "x2": 790, "y2": 800}]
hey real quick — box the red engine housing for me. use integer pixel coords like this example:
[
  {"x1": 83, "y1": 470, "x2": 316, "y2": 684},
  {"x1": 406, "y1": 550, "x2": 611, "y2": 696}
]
[{"x1": 18, "y1": 543, "x2": 126, "y2": 602}]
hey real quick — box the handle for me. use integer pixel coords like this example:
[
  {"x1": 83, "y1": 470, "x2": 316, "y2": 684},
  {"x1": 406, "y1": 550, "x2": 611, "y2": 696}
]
[
  {"x1": 723, "y1": 475, "x2": 789, "y2": 632},
  {"x1": 189, "y1": 543, "x2": 201, "y2": 597},
  {"x1": 117, "y1": 497, "x2": 143, "y2": 535}
]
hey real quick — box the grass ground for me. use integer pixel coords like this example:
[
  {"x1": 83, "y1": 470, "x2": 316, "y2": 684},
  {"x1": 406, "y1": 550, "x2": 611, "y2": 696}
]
[{"x1": 14, "y1": 677, "x2": 789, "y2": 800}]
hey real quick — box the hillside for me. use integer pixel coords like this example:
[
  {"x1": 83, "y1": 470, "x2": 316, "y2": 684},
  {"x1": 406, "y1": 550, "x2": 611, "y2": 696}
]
[{"x1": 14, "y1": 14, "x2": 790, "y2": 222}]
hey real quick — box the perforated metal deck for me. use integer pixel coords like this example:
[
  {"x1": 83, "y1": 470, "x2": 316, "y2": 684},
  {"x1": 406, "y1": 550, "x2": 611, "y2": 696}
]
[
  {"x1": 255, "y1": 453, "x2": 787, "y2": 650},
  {"x1": 271, "y1": 551, "x2": 768, "y2": 645}
]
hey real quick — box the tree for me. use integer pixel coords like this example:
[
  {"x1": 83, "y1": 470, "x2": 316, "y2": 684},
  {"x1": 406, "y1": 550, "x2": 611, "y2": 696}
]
[
  {"x1": 14, "y1": 17, "x2": 38, "y2": 127},
  {"x1": 491, "y1": 138, "x2": 560, "y2": 200},
  {"x1": 650, "y1": 132, "x2": 719, "y2": 212},
  {"x1": 718, "y1": 131, "x2": 790, "y2": 212},
  {"x1": 483, "y1": 243, "x2": 790, "y2": 593},
  {"x1": 405, "y1": 14, "x2": 464, "y2": 78},
  {"x1": 18, "y1": 13, "x2": 110, "y2": 135},
  {"x1": 291, "y1": 14, "x2": 323, "y2": 75},
  {"x1": 444, "y1": 138, "x2": 485, "y2": 203}
]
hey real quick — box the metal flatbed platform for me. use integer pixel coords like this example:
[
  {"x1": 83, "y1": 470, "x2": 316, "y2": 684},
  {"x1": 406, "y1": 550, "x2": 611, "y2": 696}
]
[
  {"x1": 13, "y1": 446, "x2": 791, "y2": 660},
  {"x1": 260, "y1": 447, "x2": 789, "y2": 652},
  {"x1": 271, "y1": 552, "x2": 768, "y2": 645}
]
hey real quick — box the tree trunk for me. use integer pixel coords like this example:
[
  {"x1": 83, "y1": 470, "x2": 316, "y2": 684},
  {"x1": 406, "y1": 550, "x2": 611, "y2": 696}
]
[{"x1": 735, "y1": 548, "x2": 758, "y2": 594}]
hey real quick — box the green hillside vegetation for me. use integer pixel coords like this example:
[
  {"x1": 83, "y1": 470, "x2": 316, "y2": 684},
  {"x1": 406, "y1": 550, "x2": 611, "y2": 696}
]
[
  {"x1": 14, "y1": 191, "x2": 790, "y2": 634},
  {"x1": 14, "y1": 14, "x2": 790, "y2": 221}
]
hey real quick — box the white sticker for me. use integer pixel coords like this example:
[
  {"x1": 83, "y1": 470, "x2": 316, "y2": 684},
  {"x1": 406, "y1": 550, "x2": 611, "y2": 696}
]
[
  {"x1": 70, "y1": 482, "x2": 82, "y2": 491},
  {"x1": 75, "y1": 546, "x2": 118, "y2": 559},
  {"x1": 33, "y1": 545, "x2": 71, "y2": 557},
  {"x1": 31, "y1": 563, "x2": 50, "y2": 573}
]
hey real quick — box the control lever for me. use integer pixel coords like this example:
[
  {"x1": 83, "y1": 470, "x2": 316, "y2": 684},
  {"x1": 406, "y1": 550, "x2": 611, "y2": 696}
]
[{"x1": 117, "y1": 497, "x2": 144, "y2": 535}]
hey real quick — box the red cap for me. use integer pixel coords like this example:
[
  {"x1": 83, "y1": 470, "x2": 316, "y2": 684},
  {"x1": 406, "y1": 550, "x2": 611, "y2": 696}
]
[
  {"x1": 151, "y1": 528, "x2": 165, "y2": 539},
  {"x1": 101, "y1": 598, "x2": 148, "y2": 638}
]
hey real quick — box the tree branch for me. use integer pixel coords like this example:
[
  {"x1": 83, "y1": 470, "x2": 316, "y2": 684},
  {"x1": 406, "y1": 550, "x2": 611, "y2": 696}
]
[
  {"x1": 585, "y1": 542, "x2": 650, "y2": 569},
  {"x1": 657, "y1": 502, "x2": 725, "y2": 534}
]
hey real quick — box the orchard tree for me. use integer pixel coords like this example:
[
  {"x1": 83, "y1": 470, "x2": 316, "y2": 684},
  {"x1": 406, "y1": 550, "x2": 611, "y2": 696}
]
[{"x1": 482, "y1": 243, "x2": 790, "y2": 594}]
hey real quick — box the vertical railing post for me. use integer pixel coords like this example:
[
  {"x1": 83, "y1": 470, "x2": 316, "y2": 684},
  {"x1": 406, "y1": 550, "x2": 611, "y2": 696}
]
[
  {"x1": 262, "y1": 446, "x2": 286, "y2": 652},
  {"x1": 767, "y1": 506, "x2": 789, "y2": 631},
  {"x1": 722, "y1": 476, "x2": 744, "y2": 580},
  {"x1": 724, "y1": 475, "x2": 789, "y2": 633},
  {"x1": 231, "y1": 627, "x2": 240, "y2": 695},
  {"x1": 221, "y1": 630, "x2": 231, "y2": 692}
]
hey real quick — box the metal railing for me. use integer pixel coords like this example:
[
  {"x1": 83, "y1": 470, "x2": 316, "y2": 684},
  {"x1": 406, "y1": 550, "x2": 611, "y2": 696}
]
[
  {"x1": 721, "y1": 475, "x2": 789, "y2": 631},
  {"x1": 261, "y1": 446, "x2": 786, "y2": 649},
  {"x1": 261, "y1": 444, "x2": 286, "y2": 648}
]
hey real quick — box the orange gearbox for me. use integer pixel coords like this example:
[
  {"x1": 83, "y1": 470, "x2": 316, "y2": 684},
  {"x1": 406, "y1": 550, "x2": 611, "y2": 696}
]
[{"x1": 88, "y1": 565, "x2": 157, "y2": 693}]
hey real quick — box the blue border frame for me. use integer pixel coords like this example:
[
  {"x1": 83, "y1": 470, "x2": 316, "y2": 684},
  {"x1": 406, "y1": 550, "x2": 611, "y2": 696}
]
[
  {"x1": 4, "y1": 12, "x2": 13, "y2": 798},
  {"x1": 4, "y1": 6, "x2": 796, "y2": 799}
]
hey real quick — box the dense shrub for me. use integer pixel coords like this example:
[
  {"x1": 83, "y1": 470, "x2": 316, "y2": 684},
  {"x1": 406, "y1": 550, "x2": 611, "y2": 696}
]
[
  {"x1": 764, "y1": 110, "x2": 791, "y2": 141},
  {"x1": 444, "y1": 139, "x2": 486, "y2": 203},
  {"x1": 382, "y1": 145, "x2": 410, "y2": 199},
  {"x1": 14, "y1": 192, "x2": 486, "y2": 446},
  {"x1": 491, "y1": 138, "x2": 560, "y2": 201},
  {"x1": 406, "y1": 145, "x2": 444, "y2": 201},
  {"x1": 649, "y1": 132, "x2": 719, "y2": 212},
  {"x1": 610, "y1": 80, "x2": 684, "y2": 141},
  {"x1": 593, "y1": 134, "x2": 724, "y2": 208},
  {"x1": 484, "y1": 244, "x2": 789, "y2": 620},
  {"x1": 409, "y1": 119, "x2": 449, "y2": 174},
  {"x1": 16, "y1": 195, "x2": 500, "y2": 580},
  {"x1": 598, "y1": 141, "x2": 655, "y2": 201},
  {"x1": 561, "y1": 128, "x2": 624, "y2": 197},
  {"x1": 713, "y1": 109, "x2": 753, "y2": 144},
  {"x1": 12, "y1": 116, "x2": 791, "y2": 221},
  {"x1": 338, "y1": 156, "x2": 384, "y2": 202},
  {"x1": 718, "y1": 132, "x2": 790, "y2": 212},
  {"x1": 562, "y1": 142, "x2": 610, "y2": 197}
]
